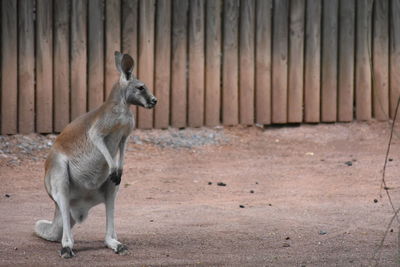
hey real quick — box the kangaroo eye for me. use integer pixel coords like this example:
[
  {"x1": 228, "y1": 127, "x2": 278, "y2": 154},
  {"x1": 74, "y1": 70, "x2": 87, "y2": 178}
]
[{"x1": 137, "y1": 86, "x2": 145, "y2": 91}]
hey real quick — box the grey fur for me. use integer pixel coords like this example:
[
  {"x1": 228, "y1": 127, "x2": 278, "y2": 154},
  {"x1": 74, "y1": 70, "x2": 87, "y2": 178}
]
[{"x1": 34, "y1": 51, "x2": 157, "y2": 257}]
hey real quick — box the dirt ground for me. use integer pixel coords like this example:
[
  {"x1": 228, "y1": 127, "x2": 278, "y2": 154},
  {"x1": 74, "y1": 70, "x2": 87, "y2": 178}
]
[{"x1": 1, "y1": 122, "x2": 400, "y2": 266}]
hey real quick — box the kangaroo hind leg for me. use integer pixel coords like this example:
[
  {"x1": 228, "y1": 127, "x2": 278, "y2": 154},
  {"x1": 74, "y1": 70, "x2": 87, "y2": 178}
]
[{"x1": 48, "y1": 160, "x2": 76, "y2": 259}]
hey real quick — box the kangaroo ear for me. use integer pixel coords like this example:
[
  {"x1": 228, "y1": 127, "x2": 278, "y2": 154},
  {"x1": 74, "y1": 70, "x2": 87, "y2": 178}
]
[{"x1": 115, "y1": 51, "x2": 134, "y2": 80}]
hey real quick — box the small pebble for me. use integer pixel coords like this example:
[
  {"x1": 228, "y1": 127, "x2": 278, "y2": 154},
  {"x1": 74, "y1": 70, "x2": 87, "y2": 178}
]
[
  {"x1": 150, "y1": 220, "x2": 154, "y2": 222},
  {"x1": 319, "y1": 230, "x2": 327, "y2": 235},
  {"x1": 255, "y1": 182, "x2": 259, "y2": 185},
  {"x1": 285, "y1": 237, "x2": 290, "y2": 240},
  {"x1": 217, "y1": 182, "x2": 226, "y2": 186},
  {"x1": 268, "y1": 203, "x2": 272, "y2": 206},
  {"x1": 282, "y1": 243, "x2": 290, "y2": 247},
  {"x1": 390, "y1": 229, "x2": 394, "y2": 233},
  {"x1": 250, "y1": 190, "x2": 254, "y2": 194},
  {"x1": 5, "y1": 194, "x2": 10, "y2": 198},
  {"x1": 389, "y1": 158, "x2": 393, "y2": 162},
  {"x1": 239, "y1": 205, "x2": 245, "y2": 208},
  {"x1": 345, "y1": 161, "x2": 353, "y2": 166},
  {"x1": 208, "y1": 182, "x2": 212, "y2": 185},
  {"x1": 373, "y1": 199, "x2": 378, "y2": 203},
  {"x1": 14, "y1": 247, "x2": 18, "y2": 250}
]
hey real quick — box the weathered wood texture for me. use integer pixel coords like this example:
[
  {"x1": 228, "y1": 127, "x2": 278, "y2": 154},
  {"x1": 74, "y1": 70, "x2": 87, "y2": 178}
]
[
  {"x1": 138, "y1": 0, "x2": 155, "y2": 129},
  {"x1": 255, "y1": 0, "x2": 272, "y2": 125},
  {"x1": 105, "y1": 0, "x2": 121, "y2": 97},
  {"x1": 338, "y1": 0, "x2": 355, "y2": 122},
  {"x1": 239, "y1": 0, "x2": 255, "y2": 125},
  {"x1": 188, "y1": 0, "x2": 205, "y2": 127},
  {"x1": 71, "y1": 0, "x2": 87, "y2": 121},
  {"x1": 321, "y1": 0, "x2": 338, "y2": 122},
  {"x1": 1, "y1": 0, "x2": 18, "y2": 134},
  {"x1": 154, "y1": 0, "x2": 171, "y2": 129},
  {"x1": 88, "y1": 0, "x2": 105, "y2": 112},
  {"x1": 373, "y1": 0, "x2": 389, "y2": 120},
  {"x1": 54, "y1": 0, "x2": 70, "y2": 132},
  {"x1": 356, "y1": 0, "x2": 373, "y2": 120},
  {"x1": 223, "y1": 0, "x2": 239, "y2": 125},
  {"x1": 171, "y1": 0, "x2": 188, "y2": 128},
  {"x1": 205, "y1": 0, "x2": 222, "y2": 126},
  {"x1": 304, "y1": 0, "x2": 321, "y2": 123},
  {"x1": 390, "y1": 0, "x2": 400, "y2": 118},
  {"x1": 18, "y1": 0, "x2": 35, "y2": 133},
  {"x1": 2, "y1": 0, "x2": 400, "y2": 133},
  {"x1": 288, "y1": 0, "x2": 305, "y2": 123},
  {"x1": 36, "y1": 0, "x2": 53, "y2": 132},
  {"x1": 272, "y1": 0, "x2": 288, "y2": 123}
]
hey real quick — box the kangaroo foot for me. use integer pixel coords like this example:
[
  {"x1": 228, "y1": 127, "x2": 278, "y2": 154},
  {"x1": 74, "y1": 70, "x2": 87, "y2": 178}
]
[
  {"x1": 115, "y1": 244, "x2": 128, "y2": 255},
  {"x1": 60, "y1": 247, "x2": 75, "y2": 259}
]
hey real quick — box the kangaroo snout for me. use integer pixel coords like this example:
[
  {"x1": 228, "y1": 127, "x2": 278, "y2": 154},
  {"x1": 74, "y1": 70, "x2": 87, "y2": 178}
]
[{"x1": 147, "y1": 97, "x2": 158, "y2": 109}]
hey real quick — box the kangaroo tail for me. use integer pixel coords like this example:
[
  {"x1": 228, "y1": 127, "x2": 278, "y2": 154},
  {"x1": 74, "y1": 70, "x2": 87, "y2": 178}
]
[
  {"x1": 34, "y1": 205, "x2": 62, "y2": 242},
  {"x1": 34, "y1": 220, "x2": 62, "y2": 241}
]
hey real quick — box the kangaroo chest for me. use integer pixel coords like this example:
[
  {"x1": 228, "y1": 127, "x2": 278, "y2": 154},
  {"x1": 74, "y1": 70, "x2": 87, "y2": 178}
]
[{"x1": 69, "y1": 110, "x2": 134, "y2": 190}]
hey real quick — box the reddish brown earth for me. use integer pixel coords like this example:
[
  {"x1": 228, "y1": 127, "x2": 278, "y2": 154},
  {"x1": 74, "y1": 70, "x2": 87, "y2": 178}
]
[{"x1": 1, "y1": 122, "x2": 400, "y2": 266}]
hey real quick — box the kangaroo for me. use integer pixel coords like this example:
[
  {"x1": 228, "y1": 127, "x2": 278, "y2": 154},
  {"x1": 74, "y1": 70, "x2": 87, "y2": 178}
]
[{"x1": 34, "y1": 51, "x2": 157, "y2": 258}]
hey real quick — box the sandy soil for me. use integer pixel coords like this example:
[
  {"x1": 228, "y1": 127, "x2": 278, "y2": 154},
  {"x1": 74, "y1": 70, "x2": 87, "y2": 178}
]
[{"x1": 1, "y1": 122, "x2": 400, "y2": 266}]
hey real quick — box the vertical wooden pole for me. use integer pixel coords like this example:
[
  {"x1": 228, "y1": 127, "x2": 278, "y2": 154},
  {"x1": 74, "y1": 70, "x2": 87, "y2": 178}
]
[
  {"x1": 188, "y1": 0, "x2": 205, "y2": 127},
  {"x1": 105, "y1": 0, "x2": 121, "y2": 98},
  {"x1": 18, "y1": 0, "x2": 35, "y2": 133},
  {"x1": 205, "y1": 0, "x2": 222, "y2": 126},
  {"x1": 272, "y1": 0, "x2": 288, "y2": 123},
  {"x1": 288, "y1": 0, "x2": 305, "y2": 123},
  {"x1": 1, "y1": 0, "x2": 18, "y2": 134},
  {"x1": 171, "y1": 0, "x2": 188, "y2": 128},
  {"x1": 138, "y1": 0, "x2": 155, "y2": 129},
  {"x1": 255, "y1": 0, "x2": 272, "y2": 125},
  {"x1": 154, "y1": 0, "x2": 171, "y2": 129},
  {"x1": 88, "y1": 0, "x2": 105, "y2": 111},
  {"x1": 71, "y1": 0, "x2": 87, "y2": 120},
  {"x1": 338, "y1": 0, "x2": 355, "y2": 122},
  {"x1": 321, "y1": 0, "x2": 338, "y2": 122},
  {"x1": 122, "y1": 0, "x2": 138, "y2": 75},
  {"x1": 355, "y1": 0, "x2": 372, "y2": 120},
  {"x1": 54, "y1": 0, "x2": 70, "y2": 132},
  {"x1": 390, "y1": 0, "x2": 400, "y2": 118},
  {"x1": 122, "y1": 0, "x2": 138, "y2": 123},
  {"x1": 36, "y1": 0, "x2": 53, "y2": 133},
  {"x1": 222, "y1": 0, "x2": 239, "y2": 125},
  {"x1": 304, "y1": 0, "x2": 321, "y2": 123},
  {"x1": 373, "y1": 0, "x2": 389, "y2": 120},
  {"x1": 239, "y1": 0, "x2": 255, "y2": 125}
]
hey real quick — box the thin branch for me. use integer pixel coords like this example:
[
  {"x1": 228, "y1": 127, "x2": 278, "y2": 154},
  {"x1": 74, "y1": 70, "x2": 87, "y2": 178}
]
[{"x1": 373, "y1": 206, "x2": 400, "y2": 266}]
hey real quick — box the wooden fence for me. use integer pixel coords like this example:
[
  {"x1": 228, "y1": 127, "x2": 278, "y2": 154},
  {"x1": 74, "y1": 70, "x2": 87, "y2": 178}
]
[{"x1": 0, "y1": 0, "x2": 398, "y2": 134}]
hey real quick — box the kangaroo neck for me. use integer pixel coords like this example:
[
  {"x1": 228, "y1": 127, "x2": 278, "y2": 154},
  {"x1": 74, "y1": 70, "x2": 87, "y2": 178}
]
[{"x1": 106, "y1": 83, "x2": 130, "y2": 108}]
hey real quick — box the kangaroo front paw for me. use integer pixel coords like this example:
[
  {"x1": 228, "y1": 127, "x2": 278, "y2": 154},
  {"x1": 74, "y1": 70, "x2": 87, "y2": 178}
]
[
  {"x1": 116, "y1": 244, "x2": 128, "y2": 255},
  {"x1": 109, "y1": 169, "x2": 122, "y2": 185},
  {"x1": 60, "y1": 247, "x2": 75, "y2": 259}
]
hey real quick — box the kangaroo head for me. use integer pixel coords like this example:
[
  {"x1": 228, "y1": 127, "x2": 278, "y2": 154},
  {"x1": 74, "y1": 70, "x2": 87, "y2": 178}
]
[{"x1": 114, "y1": 51, "x2": 157, "y2": 109}]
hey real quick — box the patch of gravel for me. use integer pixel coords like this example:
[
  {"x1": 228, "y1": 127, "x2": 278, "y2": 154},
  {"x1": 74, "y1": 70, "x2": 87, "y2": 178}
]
[
  {"x1": 131, "y1": 127, "x2": 231, "y2": 149},
  {"x1": 0, "y1": 134, "x2": 57, "y2": 165},
  {"x1": 0, "y1": 134, "x2": 56, "y2": 155},
  {"x1": 0, "y1": 128, "x2": 231, "y2": 164}
]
